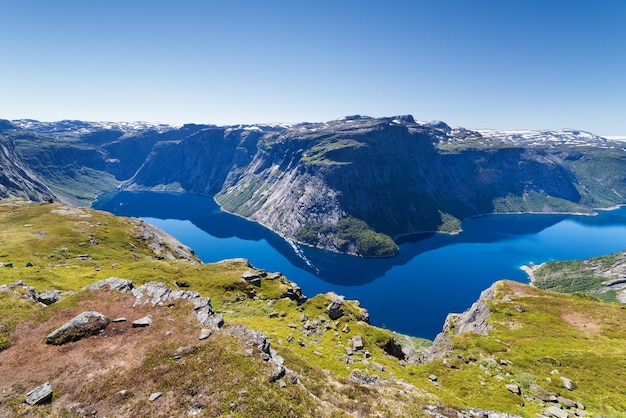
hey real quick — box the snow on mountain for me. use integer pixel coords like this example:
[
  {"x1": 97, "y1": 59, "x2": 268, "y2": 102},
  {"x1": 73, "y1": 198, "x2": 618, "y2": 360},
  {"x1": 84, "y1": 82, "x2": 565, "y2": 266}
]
[{"x1": 475, "y1": 128, "x2": 612, "y2": 148}]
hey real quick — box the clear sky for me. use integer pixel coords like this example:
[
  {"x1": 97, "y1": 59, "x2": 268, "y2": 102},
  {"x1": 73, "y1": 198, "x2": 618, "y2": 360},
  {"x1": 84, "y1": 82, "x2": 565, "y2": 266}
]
[{"x1": 2, "y1": 1, "x2": 625, "y2": 135}]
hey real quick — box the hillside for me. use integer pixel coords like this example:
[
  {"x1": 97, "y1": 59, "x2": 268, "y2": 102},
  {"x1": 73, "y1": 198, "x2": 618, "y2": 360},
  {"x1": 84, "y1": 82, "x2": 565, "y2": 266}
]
[
  {"x1": 5, "y1": 116, "x2": 626, "y2": 256},
  {"x1": 1, "y1": 199, "x2": 626, "y2": 417},
  {"x1": 0, "y1": 122, "x2": 54, "y2": 202}
]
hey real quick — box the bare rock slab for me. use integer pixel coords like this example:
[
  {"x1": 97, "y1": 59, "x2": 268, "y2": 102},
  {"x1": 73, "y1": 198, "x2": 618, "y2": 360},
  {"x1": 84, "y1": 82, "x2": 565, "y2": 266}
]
[
  {"x1": 45, "y1": 311, "x2": 109, "y2": 345},
  {"x1": 25, "y1": 381, "x2": 53, "y2": 405},
  {"x1": 132, "y1": 314, "x2": 153, "y2": 327}
]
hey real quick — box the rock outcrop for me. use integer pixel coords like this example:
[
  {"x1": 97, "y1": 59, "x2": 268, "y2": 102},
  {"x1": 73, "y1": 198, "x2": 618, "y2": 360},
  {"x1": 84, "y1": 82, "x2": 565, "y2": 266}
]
[
  {"x1": 45, "y1": 311, "x2": 110, "y2": 345},
  {"x1": 426, "y1": 285, "x2": 495, "y2": 361}
]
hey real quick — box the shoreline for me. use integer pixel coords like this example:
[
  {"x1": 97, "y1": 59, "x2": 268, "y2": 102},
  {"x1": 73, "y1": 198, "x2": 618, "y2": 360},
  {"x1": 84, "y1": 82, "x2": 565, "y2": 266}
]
[{"x1": 519, "y1": 263, "x2": 545, "y2": 285}]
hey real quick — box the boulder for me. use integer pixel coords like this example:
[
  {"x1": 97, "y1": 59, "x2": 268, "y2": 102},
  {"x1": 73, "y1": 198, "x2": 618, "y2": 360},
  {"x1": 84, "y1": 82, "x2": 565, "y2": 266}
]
[
  {"x1": 280, "y1": 287, "x2": 307, "y2": 305},
  {"x1": 351, "y1": 335, "x2": 364, "y2": 351},
  {"x1": 506, "y1": 384, "x2": 521, "y2": 395},
  {"x1": 35, "y1": 290, "x2": 61, "y2": 305},
  {"x1": 45, "y1": 311, "x2": 109, "y2": 345},
  {"x1": 327, "y1": 294, "x2": 345, "y2": 320},
  {"x1": 382, "y1": 338, "x2": 406, "y2": 360},
  {"x1": 84, "y1": 277, "x2": 134, "y2": 293},
  {"x1": 545, "y1": 406, "x2": 568, "y2": 418},
  {"x1": 132, "y1": 314, "x2": 152, "y2": 327},
  {"x1": 199, "y1": 328, "x2": 212, "y2": 340},
  {"x1": 560, "y1": 376, "x2": 576, "y2": 391},
  {"x1": 148, "y1": 392, "x2": 162, "y2": 402},
  {"x1": 25, "y1": 381, "x2": 53, "y2": 406}
]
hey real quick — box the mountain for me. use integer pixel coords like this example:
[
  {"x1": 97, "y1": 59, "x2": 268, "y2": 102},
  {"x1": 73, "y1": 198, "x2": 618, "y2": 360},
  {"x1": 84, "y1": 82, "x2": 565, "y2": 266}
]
[
  {"x1": 1, "y1": 200, "x2": 625, "y2": 417},
  {"x1": 6, "y1": 116, "x2": 626, "y2": 256},
  {"x1": 0, "y1": 121, "x2": 54, "y2": 201}
]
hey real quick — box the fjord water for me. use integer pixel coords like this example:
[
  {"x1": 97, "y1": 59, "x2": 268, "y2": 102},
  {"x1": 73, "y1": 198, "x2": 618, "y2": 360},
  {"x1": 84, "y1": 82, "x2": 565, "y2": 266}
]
[{"x1": 93, "y1": 191, "x2": 626, "y2": 339}]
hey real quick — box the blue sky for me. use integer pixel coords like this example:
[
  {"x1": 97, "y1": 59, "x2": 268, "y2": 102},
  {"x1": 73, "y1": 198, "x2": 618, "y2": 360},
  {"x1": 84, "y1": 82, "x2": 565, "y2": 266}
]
[{"x1": 2, "y1": 1, "x2": 625, "y2": 135}]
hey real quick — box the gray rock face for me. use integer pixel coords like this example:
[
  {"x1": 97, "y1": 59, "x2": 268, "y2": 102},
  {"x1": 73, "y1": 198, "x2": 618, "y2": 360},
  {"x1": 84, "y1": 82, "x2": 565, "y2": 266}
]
[
  {"x1": 25, "y1": 381, "x2": 53, "y2": 406},
  {"x1": 426, "y1": 284, "x2": 495, "y2": 361},
  {"x1": 351, "y1": 335, "x2": 364, "y2": 351},
  {"x1": 45, "y1": 311, "x2": 109, "y2": 345},
  {"x1": 545, "y1": 406, "x2": 569, "y2": 418},
  {"x1": 131, "y1": 281, "x2": 218, "y2": 328}
]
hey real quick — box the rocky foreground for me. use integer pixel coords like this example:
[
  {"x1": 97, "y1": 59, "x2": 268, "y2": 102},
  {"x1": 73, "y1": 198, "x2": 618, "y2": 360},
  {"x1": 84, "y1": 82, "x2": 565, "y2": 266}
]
[{"x1": 1, "y1": 200, "x2": 626, "y2": 417}]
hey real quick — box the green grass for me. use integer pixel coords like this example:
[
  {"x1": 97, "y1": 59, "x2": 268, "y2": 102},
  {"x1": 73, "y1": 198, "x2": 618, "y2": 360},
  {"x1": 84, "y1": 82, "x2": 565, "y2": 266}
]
[{"x1": 3, "y1": 199, "x2": 626, "y2": 416}]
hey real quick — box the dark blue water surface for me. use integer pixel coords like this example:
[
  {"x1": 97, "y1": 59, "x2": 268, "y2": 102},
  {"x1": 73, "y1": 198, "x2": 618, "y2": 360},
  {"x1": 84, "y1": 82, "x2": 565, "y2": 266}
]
[{"x1": 93, "y1": 191, "x2": 626, "y2": 339}]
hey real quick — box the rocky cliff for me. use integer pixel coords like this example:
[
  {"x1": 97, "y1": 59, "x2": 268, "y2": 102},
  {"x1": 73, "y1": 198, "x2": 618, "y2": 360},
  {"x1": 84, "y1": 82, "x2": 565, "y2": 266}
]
[
  {"x1": 6, "y1": 115, "x2": 626, "y2": 256},
  {"x1": 0, "y1": 122, "x2": 54, "y2": 201}
]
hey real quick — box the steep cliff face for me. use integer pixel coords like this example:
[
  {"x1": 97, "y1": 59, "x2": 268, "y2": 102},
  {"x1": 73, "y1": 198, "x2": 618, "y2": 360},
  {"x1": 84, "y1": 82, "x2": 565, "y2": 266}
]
[
  {"x1": 0, "y1": 131, "x2": 54, "y2": 201},
  {"x1": 126, "y1": 127, "x2": 262, "y2": 195},
  {"x1": 215, "y1": 116, "x2": 606, "y2": 256}
]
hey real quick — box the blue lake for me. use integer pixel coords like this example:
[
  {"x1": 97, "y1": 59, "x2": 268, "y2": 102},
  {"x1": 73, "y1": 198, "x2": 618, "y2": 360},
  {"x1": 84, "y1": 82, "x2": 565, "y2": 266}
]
[{"x1": 93, "y1": 191, "x2": 626, "y2": 340}]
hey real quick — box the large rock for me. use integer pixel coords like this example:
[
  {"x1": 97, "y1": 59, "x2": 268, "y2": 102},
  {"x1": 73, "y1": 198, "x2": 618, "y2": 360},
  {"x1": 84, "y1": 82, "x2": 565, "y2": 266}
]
[
  {"x1": 84, "y1": 277, "x2": 134, "y2": 293},
  {"x1": 34, "y1": 289, "x2": 61, "y2": 305},
  {"x1": 45, "y1": 311, "x2": 109, "y2": 345},
  {"x1": 25, "y1": 381, "x2": 53, "y2": 405},
  {"x1": 327, "y1": 294, "x2": 344, "y2": 320}
]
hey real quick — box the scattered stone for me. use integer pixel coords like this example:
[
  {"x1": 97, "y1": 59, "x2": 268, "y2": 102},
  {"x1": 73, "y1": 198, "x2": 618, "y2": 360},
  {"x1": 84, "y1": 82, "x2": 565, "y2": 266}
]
[
  {"x1": 268, "y1": 272, "x2": 282, "y2": 280},
  {"x1": 199, "y1": 328, "x2": 212, "y2": 340},
  {"x1": 545, "y1": 406, "x2": 568, "y2": 418},
  {"x1": 351, "y1": 335, "x2": 364, "y2": 351},
  {"x1": 327, "y1": 294, "x2": 345, "y2": 320},
  {"x1": 344, "y1": 347, "x2": 353, "y2": 356},
  {"x1": 514, "y1": 305, "x2": 525, "y2": 313},
  {"x1": 75, "y1": 254, "x2": 90, "y2": 260},
  {"x1": 84, "y1": 277, "x2": 134, "y2": 293},
  {"x1": 313, "y1": 351, "x2": 322, "y2": 356},
  {"x1": 206, "y1": 315, "x2": 224, "y2": 329},
  {"x1": 364, "y1": 351, "x2": 371, "y2": 358},
  {"x1": 287, "y1": 336, "x2": 294, "y2": 343},
  {"x1": 299, "y1": 314, "x2": 308, "y2": 322},
  {"x1": 35, "y1": 290, "x2": 61, "y2": 305},
  {"x1": 25, "y1": 261, "x2": 34, "y2": 267},
  {"x1": 175, "y1": 280, "x2": 190, "y2": 288},
  {"x1": 506, "y1": 384, "x2": 521, "y2": 396},
  {"x1": 269, "y1": 311, "x2": 280, "y2": 318},
  {"x1": 268, "y1": 365, "x2": 286, "y2": 382},
  {"x1": 428, "y1": 375, "x2": 438, "y2": 382},
  {"x1": 164, "y1": 330, "x2": 174, "y2": 336},
  {"x1": 288, "y1": 323, "x2": 297, "y2": 329},
  {"x1": 112, "y1": 317, "x2": 127, "y2": 322},
  {"x1": 148, "y1": 392, "x2": 162, "y2": 402},
  {"x1": 278, "y1": 379, "x2": 287, "y2": 388},
  {"x1": 281, "y1": 287, "x2": 307, "y2": 305},
  {"x1": 341, "y1": 324, "x2": 350, "y2": 333},
  {"x1": 560, "y1": 376, "x2": 576, "y2": 391},
  {"x1": 4, "y1": 262, "x2": 13, "y2": 268},
  {"x1": 46, "y1": 311, "x2": 110, "y2": 345},
  {"x1": 348, "y1": 372, "x2": 380, "y2": 386},
  {"x1": 25, "y1": 381, "x2": 53, "y2": 406},
  {"x1": 557, "y1": 396, "x2": 577, "y2": 408},
  {"x1": 372, "y1": 362, "x2": 384, "y2": 372},
  {"x1": 303, "y1": 320, "x2": 315, "y2": 330},
  {"x1": 132, "y1": 314, "x2": 152, "y2": 327}
]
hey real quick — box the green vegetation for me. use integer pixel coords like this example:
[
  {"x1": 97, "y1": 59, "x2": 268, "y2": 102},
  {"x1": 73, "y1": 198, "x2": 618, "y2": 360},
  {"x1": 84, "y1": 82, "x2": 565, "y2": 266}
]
[
  {"x1": 296, "y1": 216, "x2": 398, "y2": 257},
  {"x1": 533, "y1": 250, "x2": 626, "y2": 301},
  {"x1": 2, "y1": 199, "x2": 626, "y2": 416},
  {"x1": 492, "y1": 191, "x2": 592, "y2": 214}
]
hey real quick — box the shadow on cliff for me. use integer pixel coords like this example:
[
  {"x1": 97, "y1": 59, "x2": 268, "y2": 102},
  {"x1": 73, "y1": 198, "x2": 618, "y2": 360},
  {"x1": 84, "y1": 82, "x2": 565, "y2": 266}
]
[{"x1": 90, "y1": 191, "x2": 609, "y2": 287}]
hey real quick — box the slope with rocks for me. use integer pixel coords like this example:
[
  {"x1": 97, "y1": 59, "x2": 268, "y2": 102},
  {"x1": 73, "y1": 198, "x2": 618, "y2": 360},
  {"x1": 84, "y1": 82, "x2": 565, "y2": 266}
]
[{"x1": 2, "y1": 199, "x2": 626, "y2": 417}]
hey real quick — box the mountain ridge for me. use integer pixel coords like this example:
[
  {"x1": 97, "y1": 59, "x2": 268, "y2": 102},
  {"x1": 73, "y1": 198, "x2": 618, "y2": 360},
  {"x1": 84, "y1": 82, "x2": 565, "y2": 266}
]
[{"x1": 4, "y1": 115, "x2": 626, "y2": 256}]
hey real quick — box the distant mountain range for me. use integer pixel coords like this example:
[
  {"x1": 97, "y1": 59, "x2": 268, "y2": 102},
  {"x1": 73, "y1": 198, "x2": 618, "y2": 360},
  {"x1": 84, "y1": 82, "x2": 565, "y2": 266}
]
[{"x1": 2, "y1": 115, "x2": 625, "y2": 256}]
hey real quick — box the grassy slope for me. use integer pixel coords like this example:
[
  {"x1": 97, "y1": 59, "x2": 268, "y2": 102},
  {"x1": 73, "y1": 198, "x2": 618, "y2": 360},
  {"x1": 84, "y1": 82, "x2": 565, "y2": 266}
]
[{"x1": 1, "y1": 199, "x2": 625, "y2": 416}]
